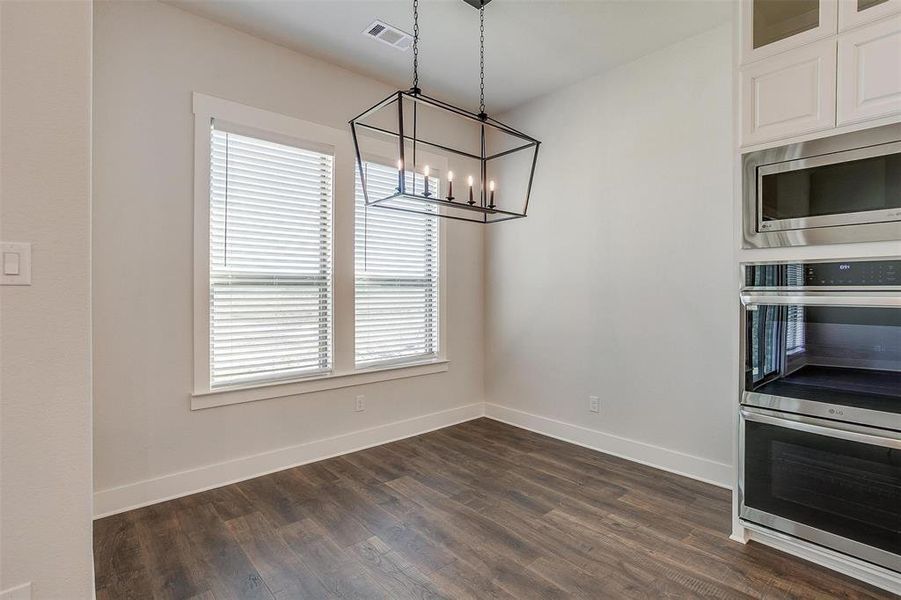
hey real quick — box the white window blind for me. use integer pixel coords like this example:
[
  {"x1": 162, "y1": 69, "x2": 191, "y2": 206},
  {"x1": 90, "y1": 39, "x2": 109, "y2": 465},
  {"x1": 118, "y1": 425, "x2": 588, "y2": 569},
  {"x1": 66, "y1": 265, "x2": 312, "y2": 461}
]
[
  {"x1": 209, "y1": 126, "x2": 333, "y2": 388},
  {"x1": 355, "y1": 162, "x2": 439, "y2": 367}
]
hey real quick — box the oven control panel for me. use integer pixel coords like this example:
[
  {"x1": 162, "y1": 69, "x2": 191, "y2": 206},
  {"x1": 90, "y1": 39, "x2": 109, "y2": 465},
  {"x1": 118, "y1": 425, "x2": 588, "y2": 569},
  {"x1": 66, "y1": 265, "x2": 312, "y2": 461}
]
[{"x1": 745, "y1": 259, "x2": 900, "y2": 288}]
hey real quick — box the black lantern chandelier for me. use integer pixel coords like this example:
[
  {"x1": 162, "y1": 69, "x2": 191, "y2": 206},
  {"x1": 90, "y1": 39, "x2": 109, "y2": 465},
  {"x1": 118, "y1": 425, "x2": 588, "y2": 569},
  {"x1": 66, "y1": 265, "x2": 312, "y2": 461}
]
[{"x1": 349, "y1": 0, "x2": 540, "y2": 224}]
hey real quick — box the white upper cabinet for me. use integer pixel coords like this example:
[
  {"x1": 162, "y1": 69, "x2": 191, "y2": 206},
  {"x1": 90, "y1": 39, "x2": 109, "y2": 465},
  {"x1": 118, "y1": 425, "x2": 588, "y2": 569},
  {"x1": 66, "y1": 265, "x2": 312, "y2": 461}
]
[
  {"x1": 839, "y1": 0, "x2": 901, "y2": 31},
  {"x1": 741, "y1": 0, "x2": 838, "y2": 64},
  {"x1": 741, "y1": 39, "x2": 837, "y2": 146},
  {"x1": 738, "y1": 0, "x2": 900, "y2": 147},
  {"x1": 837, "y1": 15, "x2": 901, "y2": 124}
]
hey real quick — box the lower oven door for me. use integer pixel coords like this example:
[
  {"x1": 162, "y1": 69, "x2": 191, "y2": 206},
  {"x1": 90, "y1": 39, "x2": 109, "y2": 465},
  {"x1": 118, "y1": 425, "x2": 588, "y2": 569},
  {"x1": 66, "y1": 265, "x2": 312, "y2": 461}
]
[{"x1": 740, "y1": 407, "x2": 901, "y2": 572}]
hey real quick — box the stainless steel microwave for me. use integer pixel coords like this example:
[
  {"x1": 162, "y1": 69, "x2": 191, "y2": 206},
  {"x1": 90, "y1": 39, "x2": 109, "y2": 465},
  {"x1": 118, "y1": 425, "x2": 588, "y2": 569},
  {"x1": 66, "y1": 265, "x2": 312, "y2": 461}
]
[{"x1": 743, "y1": 123, "x2": 901, "y2": 248}]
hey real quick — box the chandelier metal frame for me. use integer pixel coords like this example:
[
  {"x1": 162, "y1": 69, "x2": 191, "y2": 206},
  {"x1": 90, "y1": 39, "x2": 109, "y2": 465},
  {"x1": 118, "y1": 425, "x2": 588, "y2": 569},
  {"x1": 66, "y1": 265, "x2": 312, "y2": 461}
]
[{"x1": 348, "y1": 0, "x2": 540, "y2": 224}]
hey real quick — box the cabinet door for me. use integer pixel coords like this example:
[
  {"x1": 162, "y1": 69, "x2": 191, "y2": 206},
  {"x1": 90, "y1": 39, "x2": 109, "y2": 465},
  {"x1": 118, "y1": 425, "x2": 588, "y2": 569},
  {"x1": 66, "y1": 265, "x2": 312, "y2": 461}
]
[
  {"x1": 839, "y1": 0, "x2": 901, "y2": 31},
  {"x1": 837, "y1": 16, "x2": 901, "y2": 125},
  {"x1": 742, "y1": 0, "x2": 838, "y2": 64},
  {"x1": 741, "y1": 40, "x2": 837, "y2": 146}
]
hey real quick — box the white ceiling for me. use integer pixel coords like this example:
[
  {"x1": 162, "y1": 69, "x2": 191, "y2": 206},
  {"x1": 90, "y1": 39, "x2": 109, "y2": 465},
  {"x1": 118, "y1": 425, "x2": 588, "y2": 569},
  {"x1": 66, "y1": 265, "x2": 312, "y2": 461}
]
[{"x1": 166, "y1": 0, "x2": 732, "y2": 113}]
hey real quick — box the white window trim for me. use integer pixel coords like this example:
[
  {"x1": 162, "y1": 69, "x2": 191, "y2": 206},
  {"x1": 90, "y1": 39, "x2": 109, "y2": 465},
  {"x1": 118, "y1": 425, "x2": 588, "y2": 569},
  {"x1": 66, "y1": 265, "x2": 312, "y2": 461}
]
[{"x1": 192, "y1": 93, "x2": 447, "y2": 410}]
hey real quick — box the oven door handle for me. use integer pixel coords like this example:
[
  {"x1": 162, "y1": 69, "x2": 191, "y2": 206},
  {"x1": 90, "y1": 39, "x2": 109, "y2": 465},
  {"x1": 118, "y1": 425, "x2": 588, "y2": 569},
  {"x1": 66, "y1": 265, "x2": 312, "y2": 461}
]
[
  {"x1": 741, "y1": 408, "x2": 901, "y2": 448},
  {"x1": 741, "y1": 292, "x2": 901, "y2": 308}
]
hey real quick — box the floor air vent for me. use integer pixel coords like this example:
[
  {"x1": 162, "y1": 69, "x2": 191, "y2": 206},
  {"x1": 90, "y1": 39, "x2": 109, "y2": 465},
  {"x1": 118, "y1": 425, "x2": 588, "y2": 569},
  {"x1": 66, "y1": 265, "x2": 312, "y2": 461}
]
[{"x1": 363, "y1": 20, "x2": 413, "y2": 51}]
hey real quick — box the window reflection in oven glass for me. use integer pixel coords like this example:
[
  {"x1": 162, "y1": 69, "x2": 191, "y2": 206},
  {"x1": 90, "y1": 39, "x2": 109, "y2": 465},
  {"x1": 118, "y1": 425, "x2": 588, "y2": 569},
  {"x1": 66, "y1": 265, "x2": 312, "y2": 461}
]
[{"x1": 746, "y1": 304, "x2": 901, "y2": 414}]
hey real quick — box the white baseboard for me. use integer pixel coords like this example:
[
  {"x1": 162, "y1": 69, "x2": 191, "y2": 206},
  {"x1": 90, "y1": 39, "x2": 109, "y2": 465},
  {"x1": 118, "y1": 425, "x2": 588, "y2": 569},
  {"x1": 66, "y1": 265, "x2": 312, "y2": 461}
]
[
  {"x1": 743, "y1": 522, "x2": 901, "y2": 595},
  {"x1": 93, "y1": 402, "x2": 485, "y2": 518},
  {"x1": 0, "y1": 583, "x2": 31, "y2": 600},
  {"x1": 484, "y1": 403, "x2": 733, "y2": 489}
]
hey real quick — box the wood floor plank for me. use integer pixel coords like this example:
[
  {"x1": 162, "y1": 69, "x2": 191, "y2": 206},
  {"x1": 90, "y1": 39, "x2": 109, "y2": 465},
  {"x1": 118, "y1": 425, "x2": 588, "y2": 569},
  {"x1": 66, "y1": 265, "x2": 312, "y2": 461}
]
[
  {"x1": 175, "y1": 502, "x2": 275, "y2": 600},
  {"x1": 233, "y1": 473, "x2": 307, "y2": 528},
  {"x1": 387, "y1": 475, "x2": 543, "y2": 567},
  {"x1": 278, "y1": 518, "x2": 391, "y2": 599},
  {"x1": 331, "y1": 482, "x2": 457, "y2": 575},
  {"x1": 225, "y1": 512, "x2": 334, "y2": 599},
  {"x1": 337, "y1": 474, "x2": 423, "y2": 521},
  {"x1": 348, "y1": 536, "x2": 448, "y2": 600},
  {"x1": 427, "y1": 560, "x2": 518, "y2": 600},
  {"x1": 94, "y1": 418, "x2": 898, "y2": 600},
  {"x1": 131, "y1": 503, "x2": 206, "y2": 600},
  {"x1": 93, "y1": 512, "x2": 156, "y2": 599},
  {"x1": 298, "y1": 492, "x2": 374, "y2": 548}
]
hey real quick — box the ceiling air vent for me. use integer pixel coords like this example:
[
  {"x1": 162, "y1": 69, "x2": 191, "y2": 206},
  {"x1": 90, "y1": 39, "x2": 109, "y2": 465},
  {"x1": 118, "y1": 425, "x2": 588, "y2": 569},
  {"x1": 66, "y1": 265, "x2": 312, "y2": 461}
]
[{"x1": 363, "y1": 20, "x2": 413, "y2": 51}]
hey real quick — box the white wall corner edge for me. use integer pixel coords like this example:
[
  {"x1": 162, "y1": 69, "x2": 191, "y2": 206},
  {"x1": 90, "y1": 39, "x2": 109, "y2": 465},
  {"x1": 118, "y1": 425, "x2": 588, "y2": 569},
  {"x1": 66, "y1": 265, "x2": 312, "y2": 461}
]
[
  {"x1": 93, "y1": 402, "x2": 485, "y2": 518},
  {"x1": 0, "y1": 583, "x2": 32, "y2": 600},
  {"x1": 484, "y1": 403, "x2": 734, "y2": 489}
]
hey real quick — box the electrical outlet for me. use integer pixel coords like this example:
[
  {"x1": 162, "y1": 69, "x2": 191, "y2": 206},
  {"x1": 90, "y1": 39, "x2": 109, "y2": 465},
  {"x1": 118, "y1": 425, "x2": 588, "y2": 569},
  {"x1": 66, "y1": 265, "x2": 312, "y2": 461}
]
[
  {"x1": 589, "y1": 395, "x2": 600, "y2": 414},
  {"x1": 354, "y1": 395, "x2": 365, "y2": 412}
]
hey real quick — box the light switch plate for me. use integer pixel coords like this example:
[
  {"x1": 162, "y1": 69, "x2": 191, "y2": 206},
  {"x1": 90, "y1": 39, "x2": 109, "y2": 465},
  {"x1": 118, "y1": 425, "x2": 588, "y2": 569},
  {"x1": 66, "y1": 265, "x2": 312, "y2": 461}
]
[{"x1": 0, "y1": 242, "x2": 31, "y2": 285}]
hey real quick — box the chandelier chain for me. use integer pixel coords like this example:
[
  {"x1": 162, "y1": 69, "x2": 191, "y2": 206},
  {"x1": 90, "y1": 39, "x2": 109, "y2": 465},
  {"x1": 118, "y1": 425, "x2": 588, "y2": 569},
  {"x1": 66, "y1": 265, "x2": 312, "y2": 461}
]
[
  {"x1": 412, "y1": 0, "x2": 419, "y2": 90},
  {"x1": 479, "y1": 2, "x2": 485, "y2": 114}
]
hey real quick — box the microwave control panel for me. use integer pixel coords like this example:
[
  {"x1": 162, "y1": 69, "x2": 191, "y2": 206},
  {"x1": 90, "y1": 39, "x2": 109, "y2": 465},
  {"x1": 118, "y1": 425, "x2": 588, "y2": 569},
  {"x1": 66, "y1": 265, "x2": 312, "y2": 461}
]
[{"x1": 745, "y1": 259, "x2": 900, "y2": 288}]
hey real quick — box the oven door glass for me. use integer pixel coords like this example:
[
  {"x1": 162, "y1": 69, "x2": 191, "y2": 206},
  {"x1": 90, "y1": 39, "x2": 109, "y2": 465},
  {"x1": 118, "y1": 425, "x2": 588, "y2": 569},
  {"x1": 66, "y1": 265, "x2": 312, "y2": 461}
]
[
  {"x1": 742, "y1": 415, "x2": 901, "y2": 566},
  {"x1": 758, "y1": 144, "x2": 901, "y2": 231},
  {"x1": 745, "y1": 302, "x2": 901, "y2": 417}
]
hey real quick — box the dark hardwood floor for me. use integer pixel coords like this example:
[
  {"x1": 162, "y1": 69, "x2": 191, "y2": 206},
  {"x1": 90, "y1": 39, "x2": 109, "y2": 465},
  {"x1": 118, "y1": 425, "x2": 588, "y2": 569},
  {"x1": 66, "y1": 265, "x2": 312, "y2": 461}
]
[{"x1": 94, "y1": 418, "x2": 895, "y2": 599}]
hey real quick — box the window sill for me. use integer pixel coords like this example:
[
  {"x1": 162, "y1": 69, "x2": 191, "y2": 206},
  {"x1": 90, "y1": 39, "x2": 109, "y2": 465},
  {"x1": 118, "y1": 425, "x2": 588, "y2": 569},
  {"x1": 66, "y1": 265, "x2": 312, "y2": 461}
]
[{"x1": 191, "y1": 359, "x2": 449, "y2": 410}]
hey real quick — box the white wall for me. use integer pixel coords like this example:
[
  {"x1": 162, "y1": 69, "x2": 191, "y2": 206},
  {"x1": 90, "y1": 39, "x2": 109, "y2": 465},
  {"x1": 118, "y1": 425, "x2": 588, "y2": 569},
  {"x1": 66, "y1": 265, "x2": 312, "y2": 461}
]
[
  {"x1": 92, "y1": 1, "x2": 484, "y2": 515},
  {"x1": 0, "y1": 1, "x2": 95, "y2": 598},
  {"x1": 485, "y1": 24, "x2": 736, "y2": 486}
]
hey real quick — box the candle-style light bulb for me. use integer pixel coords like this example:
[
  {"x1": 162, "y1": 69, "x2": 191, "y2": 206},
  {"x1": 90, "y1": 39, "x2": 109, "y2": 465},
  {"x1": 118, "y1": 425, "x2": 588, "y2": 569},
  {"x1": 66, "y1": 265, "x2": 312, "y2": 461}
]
[
  {"x1": 467, "y1": 175, "x2": 475, "y2": 206},
  {"x1": 446, "y1": 171, "x2": 455, "y2": 202},
  {"x1": 423, "y1": 165, "x2": 431, "y2": 197},
  {"x1": 488, "y1": 180, "x2": 496, "y2": 209}
]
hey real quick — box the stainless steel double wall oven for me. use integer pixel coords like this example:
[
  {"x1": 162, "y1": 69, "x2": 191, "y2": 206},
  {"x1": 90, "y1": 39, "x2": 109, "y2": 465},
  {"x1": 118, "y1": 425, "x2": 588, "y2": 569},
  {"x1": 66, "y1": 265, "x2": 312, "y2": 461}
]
[{"x1": 739, "y1": 259, "x2": 901, "y2": 572}]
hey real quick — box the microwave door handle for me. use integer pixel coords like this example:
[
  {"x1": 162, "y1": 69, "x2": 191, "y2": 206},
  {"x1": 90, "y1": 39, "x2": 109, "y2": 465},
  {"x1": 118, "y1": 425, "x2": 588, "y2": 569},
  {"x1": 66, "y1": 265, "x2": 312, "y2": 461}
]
[
  {"x1": 741, "y1": 293, "x2": 901, "y2": 308},
  {"x1": 741, "y1": 408, "x2": 901, "y2": 449}
]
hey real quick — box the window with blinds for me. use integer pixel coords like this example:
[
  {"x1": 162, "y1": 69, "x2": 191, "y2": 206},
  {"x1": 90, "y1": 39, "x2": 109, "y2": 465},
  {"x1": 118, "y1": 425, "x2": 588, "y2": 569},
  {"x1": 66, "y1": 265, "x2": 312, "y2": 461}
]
[
  {"x1": 209, "y1": 126, "x2": 333, "y2": 388},
  {"x1": 355, "y1": 162, "x2": 439, "y2": 367}
]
